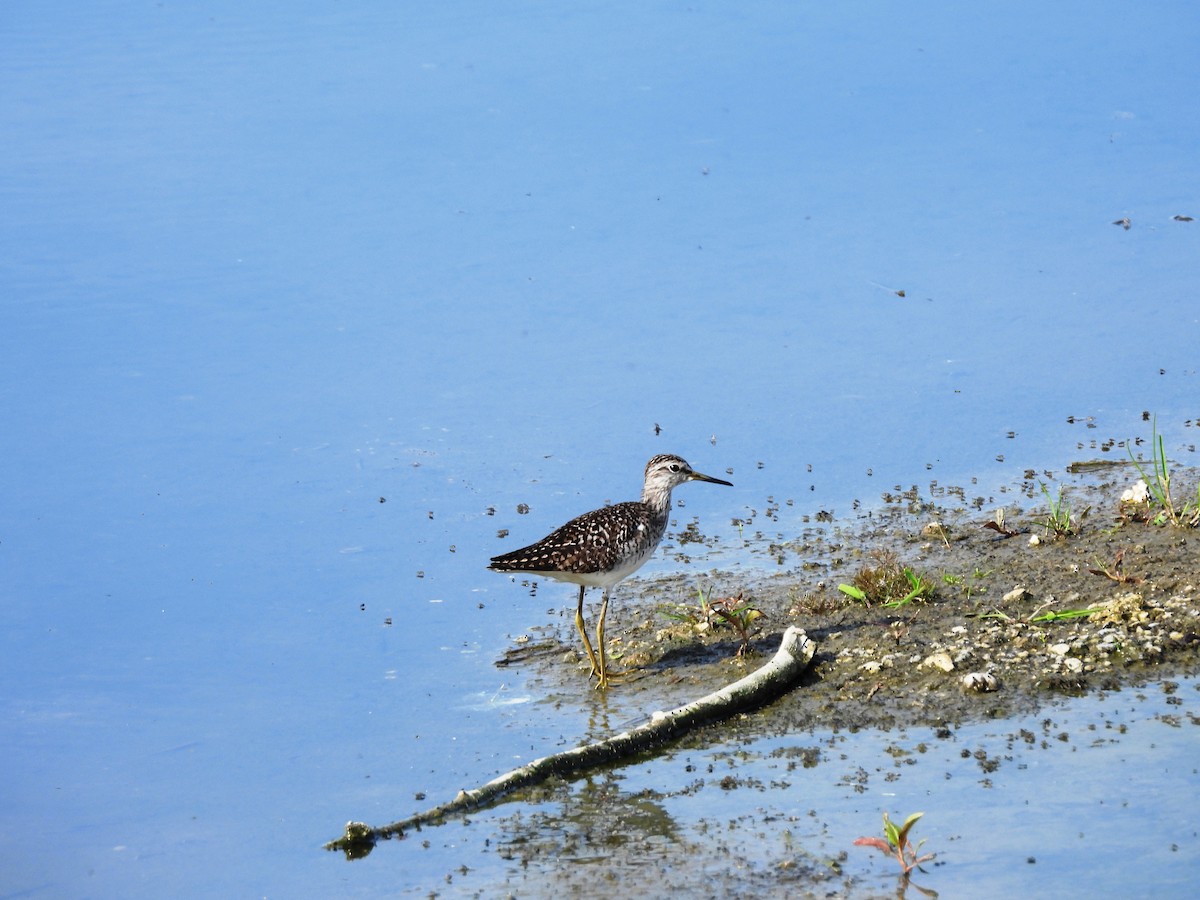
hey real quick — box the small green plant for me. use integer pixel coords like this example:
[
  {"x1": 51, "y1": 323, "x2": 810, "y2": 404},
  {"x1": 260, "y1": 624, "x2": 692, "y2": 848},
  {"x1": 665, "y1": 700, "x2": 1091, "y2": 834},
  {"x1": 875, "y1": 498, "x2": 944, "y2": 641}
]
[
  {"x1": 972, "y1": 601, "x2": 1102, "y2": 625},
  {"x1": 1087, "y1": 547, "x2": 1141, "y2": 584},
  {"x1": 660, "y1": 584, "x2": 716, "y2": 626},
  {"x1": 854, "y1": 811, "x2": 935, "y2": 878},
  {"x1": 1038, "y1": 481, "x2": 1076, "y2": 536},
  {"x1": 1127, "y1": 416, "x2": 1200, "y2": 527},
  {"x1": 839, "y1": 552, "x2": 934, "y2": 608},
  {"x1": 888, "y1": 567, "x2": 934, "y2": 608},
  {"x1": 661, "y1": 586, "x2": 762, "y2": 657},
  {"x1": 983, "y1": 507, "x2": 1022, "y2": 537},
  {"x1": 1029, "y1": 607, "x2": 1099, "y2": 623},
  {"x1": 708, "y1": 591, "x2": 764, "y2": 657},
  {"x1": 941, "y1": 568, "x2": 992, "y2": 601}
]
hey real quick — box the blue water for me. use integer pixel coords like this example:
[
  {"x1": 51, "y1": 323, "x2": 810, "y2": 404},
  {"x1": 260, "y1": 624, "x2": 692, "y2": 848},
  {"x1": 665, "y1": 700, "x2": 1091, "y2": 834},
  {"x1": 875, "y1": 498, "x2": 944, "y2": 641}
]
[{"x1": 2, "y1": 2, "x2": 1198, "y2": 896}]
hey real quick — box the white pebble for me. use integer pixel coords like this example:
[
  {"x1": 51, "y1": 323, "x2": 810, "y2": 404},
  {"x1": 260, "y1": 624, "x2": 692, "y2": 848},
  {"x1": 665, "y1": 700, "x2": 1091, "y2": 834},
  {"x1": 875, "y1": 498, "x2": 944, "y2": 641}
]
[
  {"x1": 921, "y1": 651, "x2": 956, "y2": 673},
  {"x1": 961, "y1": 672, "x2": 999, "y2": 692}
]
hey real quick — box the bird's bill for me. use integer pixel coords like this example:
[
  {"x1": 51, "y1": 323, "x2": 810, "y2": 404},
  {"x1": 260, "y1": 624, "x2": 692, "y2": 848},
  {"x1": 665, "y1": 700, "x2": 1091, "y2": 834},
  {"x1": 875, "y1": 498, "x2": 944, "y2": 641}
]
[{"x1": 689, "y1": 470, "x2": 733, "y2": 487}]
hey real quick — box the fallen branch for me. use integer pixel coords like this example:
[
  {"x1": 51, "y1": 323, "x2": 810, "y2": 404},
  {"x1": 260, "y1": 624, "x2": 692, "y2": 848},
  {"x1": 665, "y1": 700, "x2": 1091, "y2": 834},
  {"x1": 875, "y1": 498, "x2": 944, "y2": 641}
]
[{"x1": 326, "y1": 626, "x2": 816, "y2": 856}]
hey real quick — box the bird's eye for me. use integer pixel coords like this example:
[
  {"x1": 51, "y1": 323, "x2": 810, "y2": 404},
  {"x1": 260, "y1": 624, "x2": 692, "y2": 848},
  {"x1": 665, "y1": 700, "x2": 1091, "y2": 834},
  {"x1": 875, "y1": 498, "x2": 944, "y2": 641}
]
[{"x1": 669, "y1": 464, "x2": 680, "y2": 472}]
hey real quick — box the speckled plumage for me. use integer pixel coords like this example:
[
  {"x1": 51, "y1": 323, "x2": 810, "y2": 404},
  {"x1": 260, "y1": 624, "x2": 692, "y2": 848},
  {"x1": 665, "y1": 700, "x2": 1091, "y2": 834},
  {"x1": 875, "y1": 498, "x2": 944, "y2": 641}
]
[
  {"x1": 489, "y1": 454, "x2": 732, "y2": 688},
  {"x1": 487, "y1": 499, "x2": 665, "y2": 586}
]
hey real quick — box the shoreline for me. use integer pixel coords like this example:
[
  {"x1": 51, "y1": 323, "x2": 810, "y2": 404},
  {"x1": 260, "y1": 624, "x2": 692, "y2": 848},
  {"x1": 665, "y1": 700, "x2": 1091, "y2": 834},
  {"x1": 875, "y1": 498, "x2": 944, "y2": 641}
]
[{"x1": 516, "y1": 467, "x2": 1200, "y2": 732}]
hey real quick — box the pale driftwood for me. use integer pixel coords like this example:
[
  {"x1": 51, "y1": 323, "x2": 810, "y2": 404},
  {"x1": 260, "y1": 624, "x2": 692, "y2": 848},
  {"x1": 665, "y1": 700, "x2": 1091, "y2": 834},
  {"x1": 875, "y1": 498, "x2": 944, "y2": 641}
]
[{"x1": 326, "y1": 627, "x2": 815, "y2": 854}]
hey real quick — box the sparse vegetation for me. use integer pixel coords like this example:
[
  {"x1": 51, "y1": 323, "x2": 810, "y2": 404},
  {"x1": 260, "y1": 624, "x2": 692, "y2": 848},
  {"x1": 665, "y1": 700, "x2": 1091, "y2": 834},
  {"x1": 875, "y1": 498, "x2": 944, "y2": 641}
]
[
  {"x1": 941, "y1": 567, "x2": 992, "y2": 600},
  {"x1": 839, "y1": 551, "x2": 935, "y2": 608},
  {"x1": 982, "y1": 506, "x2": 1023, "y2": 537},
  {"x1": 661, "y1": 586, "x2": 763, "y2": 657},
  {"x1": 662, "y1": 584, "x2": 717, "y2": 627},
  {"x1": 708, "y1": 591, "x2": 764, "y2": 658},
  {"x1": 854, "y1": 811, "x2": 935, "y2": 878},
  {"x1": 1088, "y1": 548, "x2": 1141, "y2": 584},
  {"x1": 1029, "y1": 606, "x2": 1099, "y2": 624},
  {"x1": 973, "y1": 600, "x2": 1103, "y2": 625},
  {"x1": 1038, "y1": 481, "x2": 1079, "y2": 537},
  {"x1": 1126, "y1": 416, "x2": 1200, "y2": 527}
]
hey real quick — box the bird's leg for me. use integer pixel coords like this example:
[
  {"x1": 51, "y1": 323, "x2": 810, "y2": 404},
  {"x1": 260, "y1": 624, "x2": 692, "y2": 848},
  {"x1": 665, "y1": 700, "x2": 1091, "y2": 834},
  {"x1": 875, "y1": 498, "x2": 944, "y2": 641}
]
[
  {"x1": 593, "y1": 589, "x2": 644, "y2": 688},
  {"x1": 595, "y1": 588, "x2": 611, "y2": 689},
  {"x1": 574, "y1": 585, "x2": 601, "y2": 678}
]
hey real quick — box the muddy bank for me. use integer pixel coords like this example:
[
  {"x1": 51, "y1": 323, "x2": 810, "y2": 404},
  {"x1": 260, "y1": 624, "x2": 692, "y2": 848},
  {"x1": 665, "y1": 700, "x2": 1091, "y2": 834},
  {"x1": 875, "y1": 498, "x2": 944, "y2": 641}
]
[{"x1": 517, "y1": 467, "x2": 1199, "y2": 733}]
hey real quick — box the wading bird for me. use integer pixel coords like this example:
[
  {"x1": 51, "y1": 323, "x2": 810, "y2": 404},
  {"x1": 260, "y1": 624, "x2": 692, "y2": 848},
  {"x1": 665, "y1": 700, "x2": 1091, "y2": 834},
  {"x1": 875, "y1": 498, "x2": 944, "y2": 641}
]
[{"x1": 489, "y1": 454, "x2": 732, "y2": 688}]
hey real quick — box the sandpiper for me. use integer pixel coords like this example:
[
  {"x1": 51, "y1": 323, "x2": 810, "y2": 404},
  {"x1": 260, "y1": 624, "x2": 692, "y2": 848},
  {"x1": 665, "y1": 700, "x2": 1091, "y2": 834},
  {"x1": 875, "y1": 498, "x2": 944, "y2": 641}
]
[{"x1": 489, "y1": 454, "x2": 732, "y2": 688}]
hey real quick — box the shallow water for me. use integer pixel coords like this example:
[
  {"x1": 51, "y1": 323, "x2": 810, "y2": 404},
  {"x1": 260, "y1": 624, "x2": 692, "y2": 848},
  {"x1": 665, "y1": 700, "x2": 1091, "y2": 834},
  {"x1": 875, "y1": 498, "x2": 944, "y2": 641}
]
[
  {"x1": 2, "y1": 2, "x2": 1198, "y2": 897},
  {"x1": 413, "y1": 679, "x2": 1200, "y2": 897}
]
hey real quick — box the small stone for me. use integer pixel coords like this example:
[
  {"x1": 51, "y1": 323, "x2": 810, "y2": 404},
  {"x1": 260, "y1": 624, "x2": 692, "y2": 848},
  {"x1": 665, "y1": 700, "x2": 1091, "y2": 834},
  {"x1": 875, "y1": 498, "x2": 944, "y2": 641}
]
[
  {"x1": 1003, "y1": 586, "x2": 1030, "y2": 603},
  {"x1": 922, "y1": 651, "x2": 956, "y2": 673},
  {"x1": 1121, "y1": 480, "x2": 1150, "y2": 504},
  {"x1": 859, "y1": 660, "x2": 882, "y2": 673},
  {"x1": 1064, "y1": 657, "x2": 1084, "y2": 673},
  {"x1": 1029, "y1": 534, "x2": 1041, "y2": 546},
  {"x1": 1049, "y1": 643, "x2": 1071, "y2": 655},
  {"x1": 961, "y1": 672, "x2": 1000, "y2": 693}
]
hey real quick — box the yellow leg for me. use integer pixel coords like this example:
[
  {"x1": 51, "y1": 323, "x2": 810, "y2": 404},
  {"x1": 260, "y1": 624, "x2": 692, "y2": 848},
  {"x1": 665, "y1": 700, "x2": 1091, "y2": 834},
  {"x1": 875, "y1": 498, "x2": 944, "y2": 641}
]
[
  {"x1": 574, "y1": 586, "x2": 601, "y2": 678},
  {"x1": 595, "y1": 590, "x2": 611, "y2": 689}
]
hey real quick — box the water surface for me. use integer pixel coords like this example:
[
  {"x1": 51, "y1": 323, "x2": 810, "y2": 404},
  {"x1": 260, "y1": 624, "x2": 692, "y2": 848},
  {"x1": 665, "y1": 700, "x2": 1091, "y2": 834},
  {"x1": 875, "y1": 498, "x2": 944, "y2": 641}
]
[{"x1": 2, "y1": 2, "x2": 1198, "y2": 896}]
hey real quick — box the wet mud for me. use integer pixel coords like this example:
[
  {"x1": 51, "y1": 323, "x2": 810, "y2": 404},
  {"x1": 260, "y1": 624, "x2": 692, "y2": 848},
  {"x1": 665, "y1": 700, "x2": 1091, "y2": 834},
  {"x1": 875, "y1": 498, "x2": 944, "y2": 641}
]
[
  {"x1": 503, "y1": 468, "x2": 1198, "y2": 736},
  {"x1": 627, "y1": 470, "x2": 1200, "y2": 733}
]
